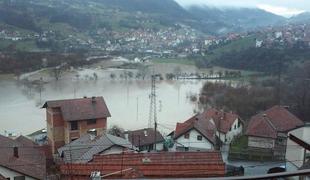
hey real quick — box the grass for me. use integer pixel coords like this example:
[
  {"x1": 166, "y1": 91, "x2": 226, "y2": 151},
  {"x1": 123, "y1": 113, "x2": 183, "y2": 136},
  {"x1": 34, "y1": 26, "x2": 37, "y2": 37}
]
[
  {"x1": 230, "y1": 135, "x2": 248, "y2": 152},
  {"x1": 152, "y1": 58, "x2": 195, "y2": 66}
]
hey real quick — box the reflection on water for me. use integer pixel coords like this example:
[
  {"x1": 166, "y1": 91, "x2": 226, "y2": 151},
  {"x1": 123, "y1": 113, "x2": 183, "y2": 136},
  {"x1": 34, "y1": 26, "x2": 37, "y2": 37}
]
[{"x1": 0, "y1": 68, "x2": 226, "y2": 135}]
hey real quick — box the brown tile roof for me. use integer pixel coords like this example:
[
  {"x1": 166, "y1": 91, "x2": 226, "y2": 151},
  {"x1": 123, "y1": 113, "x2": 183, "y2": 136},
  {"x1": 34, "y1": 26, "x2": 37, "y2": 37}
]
[
  {"x1": 174, "y1": 113, "x2": 216, "y2": 144},
  {"x1": 246, "y1": 106, "x2": 304, "y2": 139},
  {"x1": 203, "y1": 108, "x2": 240, "y2": 133},
  {"x1": 0, "y1": 135, "x2": 46, "y2": 180},
  {"x1": 42, "y1": 96, "x2": 111, "y2": 121},
  {"x1": 127, "y1": 128, "x2": 164, "y2": 147},
  {"x1": 61, "y1": 151, "x2": 225, "y2": 178}
]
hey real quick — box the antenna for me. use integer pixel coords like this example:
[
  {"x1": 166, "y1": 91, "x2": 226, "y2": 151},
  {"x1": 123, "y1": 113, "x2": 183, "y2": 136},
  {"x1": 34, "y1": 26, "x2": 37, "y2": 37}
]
[{"x1": 149, "y1": 74, "x2": 159, "y2": 151}]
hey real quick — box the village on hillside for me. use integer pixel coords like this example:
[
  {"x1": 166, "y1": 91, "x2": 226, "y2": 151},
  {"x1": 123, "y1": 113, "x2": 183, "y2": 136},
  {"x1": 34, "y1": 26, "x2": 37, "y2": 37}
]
[{"x1": 0, "y1": 95, "x2": 309, "y2": 179}]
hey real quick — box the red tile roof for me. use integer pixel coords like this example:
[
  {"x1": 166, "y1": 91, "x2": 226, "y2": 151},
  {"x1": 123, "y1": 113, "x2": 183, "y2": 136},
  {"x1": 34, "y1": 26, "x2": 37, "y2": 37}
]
[
  {"x1": 246, "y1": 106, "x2": 304, "y2": 139},
  {"x1": 42, "y1": 96, "x2": 111, "y2": 121},
  {"x1": 60, "y1": 151, "x2": 225, "y2": 178},
  {"x1": 127, "y1": 128, "x2": 164, "y2": 147},
  {"x1": 0, "y1": 135, "x2": 46, "y2": 180},
  {"x1": 203, "y1": 108, "x2": 240, "y2": 133},
  {"x1": 174, "y1": 113, "x2": 216, "y2": 144}
]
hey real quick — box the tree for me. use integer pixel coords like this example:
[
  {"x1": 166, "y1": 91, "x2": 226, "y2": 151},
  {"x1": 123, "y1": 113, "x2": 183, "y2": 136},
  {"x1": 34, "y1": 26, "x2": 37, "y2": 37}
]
[{"x1": 108, "y1": 125, "x2": 124, "y2": 137}]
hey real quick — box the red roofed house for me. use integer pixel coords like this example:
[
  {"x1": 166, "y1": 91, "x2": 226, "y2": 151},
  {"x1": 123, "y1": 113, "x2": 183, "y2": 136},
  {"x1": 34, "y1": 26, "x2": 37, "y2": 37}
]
[
  {"x1": 0, "y1": 135, "x2": 46, "y2": 180},
  {"x1": 173, "y1": 113, "x2": 216, "y2": 151},
  {"x1": 246, "y1": 106, "x2": 304, "y2": 159},
  {"x1": 60, "y1": 151, "x2": 225, "y2": 179},
  {"x1": 172, "y1": 108, "x2": 243, "y2": 151},
  {"x1": 204, "y1": 108, "x2": 243, "y2": 144},
  {"x1": 42, "y1": 96, "x2": 111, "y2": 154}
]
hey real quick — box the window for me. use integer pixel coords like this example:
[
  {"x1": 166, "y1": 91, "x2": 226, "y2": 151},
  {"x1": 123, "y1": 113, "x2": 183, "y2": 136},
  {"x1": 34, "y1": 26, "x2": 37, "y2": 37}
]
[
  {"x1": 197, "y1": 135, "x2": 202, "y2": 141},
  {"x1": 184, "y1": 133, "x2": 190, "y2": 139},
  {"x1": 70, "y1": 121, "x2": 78, "y2": 130},
  {"x1": 87, "y1": 119, "x2": 96, "y2": 125},
  {"x1": 14, "y1": 176, "x2": 25, "y2": 180},
  {"x1": 234, "y1": 124, "x2": 236, "y2": 129},
  {"x1": 229, "y1": 127, "x2": 231, "y2": 131},
  {"x1": 225, "y1": 138, "x2": 227, "y2": 142},
  {"x1": 184, "y1": 147, "x2": 189, "y2": 151}
]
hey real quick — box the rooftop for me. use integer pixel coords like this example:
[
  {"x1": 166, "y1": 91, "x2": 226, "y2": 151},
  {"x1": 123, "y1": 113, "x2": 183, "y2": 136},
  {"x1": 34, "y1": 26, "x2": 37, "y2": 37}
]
[{"x1": 42, "y1": 96, "x2": 111, "y2": 121}]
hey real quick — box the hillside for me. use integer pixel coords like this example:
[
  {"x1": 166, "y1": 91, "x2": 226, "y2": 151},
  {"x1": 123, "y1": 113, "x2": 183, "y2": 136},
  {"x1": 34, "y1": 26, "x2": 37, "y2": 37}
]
[
  {"x1": 290, "y1": 12, "x2": 310, "y2": 23},
  {"x1": 187, "y1": 6, "x2": 285, "y2": 34}
]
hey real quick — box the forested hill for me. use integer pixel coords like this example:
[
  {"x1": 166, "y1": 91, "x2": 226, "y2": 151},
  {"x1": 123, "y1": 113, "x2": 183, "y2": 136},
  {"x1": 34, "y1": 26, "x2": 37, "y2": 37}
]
[{"x1": 0, "y1": 0, "x2": 287, "y2": 35}]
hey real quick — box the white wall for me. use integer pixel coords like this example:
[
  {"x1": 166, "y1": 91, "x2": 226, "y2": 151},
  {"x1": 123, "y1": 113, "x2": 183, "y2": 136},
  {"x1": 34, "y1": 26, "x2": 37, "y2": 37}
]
[
  {"x1": 175, "y1": 129, "x2": 213, "y2": 151},
  {"x1": 0, "y1": 166, "x2": 37, "y2": 180},
  {"x1": 215, "y1": 118, "x2": 243, "y2": 144},
  {"x1": 286, "y1": 126, "x2": 310, "y2": 169},
  {"x1": 248, "y1": 136, "x2": 275, "y2": 149}
]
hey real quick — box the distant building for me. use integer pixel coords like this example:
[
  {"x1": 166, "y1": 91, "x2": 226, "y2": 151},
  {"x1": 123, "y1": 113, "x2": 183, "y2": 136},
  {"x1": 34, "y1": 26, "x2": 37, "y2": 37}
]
[
  {"x1": 246, "y1": 106, "x2": 304, "y2": 160},
  {"x1": 58, "y1": 133, "x2": 136, "y2": 163},
  {"x1": 256, "y1": 40, "x2": 263, "y2": 48},
  {"x1": 42, "y1": 96, "x2": 111, "y2": 154},
  {"x1": 0, "y1": 135, "x2": 46, "y2": 180},
  {"x1": 27, "y1": 128, "x2": 47, "y2": 145},
  {"x1": 124, "y1": 128, "x2": 165, "y2": 152},
  {"x1": 59, "y1": 151, "x2": 225, "y2": 179}
]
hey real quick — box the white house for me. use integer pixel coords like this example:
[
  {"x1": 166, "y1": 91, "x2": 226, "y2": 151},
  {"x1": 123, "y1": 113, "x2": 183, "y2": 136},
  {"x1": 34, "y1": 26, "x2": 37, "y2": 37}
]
[
  {"x1": 173, "y1": 113, "x2": 216, "y2": 151},
  {"x1": 124, "y1": 128, "x2": 165, "y2": 152},
  {"x1": 286, "y1": 124, "x2": 310, "y2": 172},
  {"x1": 204, "y1": 108, "x2": 243, "y2": 144}
]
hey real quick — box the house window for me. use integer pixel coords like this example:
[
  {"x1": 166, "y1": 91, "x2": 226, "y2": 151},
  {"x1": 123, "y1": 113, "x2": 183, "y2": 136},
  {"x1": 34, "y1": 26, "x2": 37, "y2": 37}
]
[
  {"x1": 14, "y1": 176, "x2": 25, "y2": 180},
  {"x1": 225, "y1": 138, "x2": 227, "y2": 142},
  {"x1": 184, "y1": 133, "x2": 190, "y2": 139},
  {"x1": 234, "y1": 124, "x2": 236, "y2": 129},
  {"x1": 197, "y1": 135, "x2": 202, "y2": 141},
  {"x1": 87, "y1": 119, "x2": 96, "y2": 125},
  {"x1": 238, "y1": 120, "x2": 241, "y2": 128},
  {"x1": 70, "y1": 121, "x2": 78, "y2": 131}
]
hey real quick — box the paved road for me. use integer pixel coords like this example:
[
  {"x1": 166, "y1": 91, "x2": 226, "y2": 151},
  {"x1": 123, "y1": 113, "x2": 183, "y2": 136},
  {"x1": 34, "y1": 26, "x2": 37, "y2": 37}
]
[{"x1": 221, "y1": 145, "x2": 285, "y2": 175}]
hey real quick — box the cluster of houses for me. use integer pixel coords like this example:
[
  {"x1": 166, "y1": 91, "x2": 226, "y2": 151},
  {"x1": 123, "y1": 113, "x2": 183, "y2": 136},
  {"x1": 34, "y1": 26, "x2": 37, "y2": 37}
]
[
  {"x1": 255, "y1": 24, "x2": 310, "y2": 48},
  {"x1": 0, "y1": 96, "x2": 309, "y2": 179}
]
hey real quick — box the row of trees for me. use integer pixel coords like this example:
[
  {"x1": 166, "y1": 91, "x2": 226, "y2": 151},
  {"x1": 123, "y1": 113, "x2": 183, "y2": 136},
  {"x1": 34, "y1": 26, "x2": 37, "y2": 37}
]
[{"x1": 198, "y1": 61, "x2": 310, "y2": 122}]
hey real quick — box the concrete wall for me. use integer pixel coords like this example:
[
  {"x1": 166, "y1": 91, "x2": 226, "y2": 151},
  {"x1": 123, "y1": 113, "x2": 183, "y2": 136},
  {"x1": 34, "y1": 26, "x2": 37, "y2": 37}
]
[
  {"x1": 0, "y1": 166, "x2": 37, "y2": 180},
  {"x1": 248, "y1": 136, "x2": 275, "y2": 149},
  {"x1": 286, "y1": 126, "x2": 310, "y2": 169},
  {"x1": 175, "y1": 129, "x2": 213, "y2": 151}
]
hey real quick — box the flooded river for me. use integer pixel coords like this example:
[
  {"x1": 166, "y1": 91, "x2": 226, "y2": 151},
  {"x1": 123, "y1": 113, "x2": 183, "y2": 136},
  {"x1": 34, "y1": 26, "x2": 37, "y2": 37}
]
[{"x1": 0, "y1": 60, "x2": 227, "y2": 135}]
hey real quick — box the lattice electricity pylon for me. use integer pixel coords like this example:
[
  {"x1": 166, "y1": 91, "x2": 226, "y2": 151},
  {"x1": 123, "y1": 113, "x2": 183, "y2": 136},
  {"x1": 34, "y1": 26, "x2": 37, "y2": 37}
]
[{"x1": 148, "y1": 75, "x2": 159, "y2": 128}]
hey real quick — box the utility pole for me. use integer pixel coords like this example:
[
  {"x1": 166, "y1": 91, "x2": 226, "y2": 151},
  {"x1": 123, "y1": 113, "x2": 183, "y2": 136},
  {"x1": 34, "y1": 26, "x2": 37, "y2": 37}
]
[{"x1": 149, "y1": 75, "x2": 159, "y2": 151}]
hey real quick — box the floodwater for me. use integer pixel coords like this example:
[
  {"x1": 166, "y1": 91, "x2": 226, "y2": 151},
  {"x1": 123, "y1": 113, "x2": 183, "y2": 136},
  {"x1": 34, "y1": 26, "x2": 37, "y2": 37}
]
[{"x1": 0, "y1": 61, "x2": 228, "y2": 135}]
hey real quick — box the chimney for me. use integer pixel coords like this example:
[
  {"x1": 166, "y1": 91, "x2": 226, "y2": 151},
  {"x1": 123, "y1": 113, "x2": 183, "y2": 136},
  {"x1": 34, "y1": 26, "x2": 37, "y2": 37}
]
[
  {"x1": 13, "y1": 147, "x2": 19, "y2": 158},
  {"x1": 144, "y1": 129, "x2": 148, "y2": 137},
  {"x1": 91, "y1": 96, "x2": 96, "y2": 104}
]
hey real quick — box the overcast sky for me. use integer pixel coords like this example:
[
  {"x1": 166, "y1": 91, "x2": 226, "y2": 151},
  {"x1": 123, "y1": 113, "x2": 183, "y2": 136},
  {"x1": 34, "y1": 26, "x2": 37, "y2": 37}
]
[{"x1": 175, "y1": 0, "x2": 310, "y2": 17}]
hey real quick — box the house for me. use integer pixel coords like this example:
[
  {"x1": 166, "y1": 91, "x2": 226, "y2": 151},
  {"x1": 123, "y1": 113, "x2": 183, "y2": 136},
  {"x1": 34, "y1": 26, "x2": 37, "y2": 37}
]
[
  {"x1": 27, "y1": 128, "x2": 47, "y2": 146},
  {"x1": 42, "y1": 96, "x2": 111, "y2": 154},
  {"x1": 204, "y1": 108, "x2": 243, "y2": 144},
  {"x1": 285, "y1": 123, "x2": 310, "y2": 172},
  {"x1": 173, "y1": 113, "x2": 216, "y2": 151},
  {"x1": 60, "y1": 151, "x2": 225, "y2": 179},
  {"x1": 0, "y1": 135, "x2": 46, "y2": 180},
  {"x1": 58, "y1": 133, "x2": 136, "y2": 163},
  {"x1": 124, "y1": 128, "x2": 165, "y2": 152},
  {"x1": 246, "y1": 106, "x2": 304, "y2": 159}
]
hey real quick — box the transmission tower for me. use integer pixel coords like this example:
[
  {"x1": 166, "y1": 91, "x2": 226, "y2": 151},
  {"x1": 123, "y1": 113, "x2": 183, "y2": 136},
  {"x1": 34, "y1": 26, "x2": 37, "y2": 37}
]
[{"x1": 148, "y1": 75, "x2": 157, "y2": 128}]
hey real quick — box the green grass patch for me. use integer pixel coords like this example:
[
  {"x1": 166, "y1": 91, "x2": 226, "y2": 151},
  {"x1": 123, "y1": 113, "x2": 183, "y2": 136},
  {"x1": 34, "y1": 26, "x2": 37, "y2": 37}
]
[
  {"x1": 230, "y1": 135, "x2": 248, "y2": 152},
  {"x1": 152, "y1": 58, "x2": 195, "y2": 66}
]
